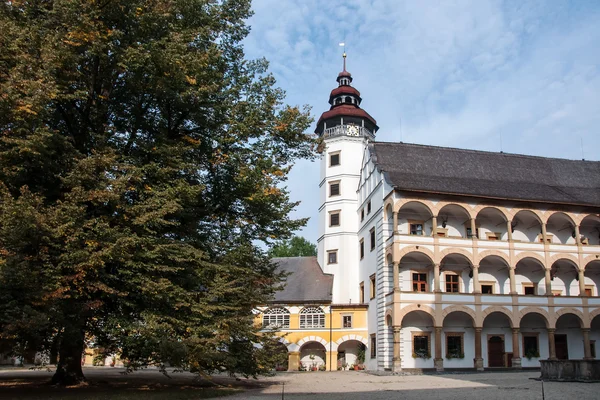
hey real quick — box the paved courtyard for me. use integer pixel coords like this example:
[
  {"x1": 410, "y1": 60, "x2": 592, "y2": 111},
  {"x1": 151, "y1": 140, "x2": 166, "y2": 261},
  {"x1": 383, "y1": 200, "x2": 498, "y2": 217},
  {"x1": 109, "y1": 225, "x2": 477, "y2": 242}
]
[
  {"x1": 229, "y1": 370, "x2": 599, "y2": 400},
  {"x1": 0, "y1": 368, "x2": 598, "y2": 399}
]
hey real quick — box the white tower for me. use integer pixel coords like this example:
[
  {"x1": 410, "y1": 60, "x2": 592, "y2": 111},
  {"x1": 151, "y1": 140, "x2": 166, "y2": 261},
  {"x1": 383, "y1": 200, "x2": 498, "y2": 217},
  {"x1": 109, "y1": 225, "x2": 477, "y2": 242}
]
[{"x1": 316, "y1": 53, "x2": 379, "y2": 304}]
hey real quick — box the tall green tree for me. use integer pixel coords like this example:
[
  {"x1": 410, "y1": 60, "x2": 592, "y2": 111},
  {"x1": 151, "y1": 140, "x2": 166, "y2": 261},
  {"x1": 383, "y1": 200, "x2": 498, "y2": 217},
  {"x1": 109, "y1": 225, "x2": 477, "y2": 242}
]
[
  {"x1": 0, "y1": 0, "x2": 314, "y2": 385},
  {"x1": 268, "y1": 236, "x2": 317, "y2": 258}
]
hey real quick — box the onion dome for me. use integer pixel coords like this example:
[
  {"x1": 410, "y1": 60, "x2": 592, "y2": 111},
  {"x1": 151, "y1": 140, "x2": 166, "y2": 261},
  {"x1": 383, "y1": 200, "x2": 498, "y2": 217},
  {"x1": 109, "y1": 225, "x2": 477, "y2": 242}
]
[{"x1": 315, "y1": 53, "x2": 378, "y2": 136}]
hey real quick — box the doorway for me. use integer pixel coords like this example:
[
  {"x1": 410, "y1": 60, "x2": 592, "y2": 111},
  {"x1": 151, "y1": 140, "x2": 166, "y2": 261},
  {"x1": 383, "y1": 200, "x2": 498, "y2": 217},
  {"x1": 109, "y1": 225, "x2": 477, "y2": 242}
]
[
  {"x1": 488, "y1": 336, "x2": 505, "y2": 367},
  {"x1": 555, "y1": 334, "x2": 568, "y2": 360}
]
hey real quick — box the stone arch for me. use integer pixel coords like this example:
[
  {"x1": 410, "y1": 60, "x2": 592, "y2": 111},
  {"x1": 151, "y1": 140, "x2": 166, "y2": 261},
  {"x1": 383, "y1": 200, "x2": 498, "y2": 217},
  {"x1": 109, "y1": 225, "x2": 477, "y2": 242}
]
[
  {"x1": 509, "y1": 208, "x2": 544, "y2": 222},
  {"x1": 434, "y1": 201, "x2": 475, "y2": 219},
  {"x1": 394, "y1": 198, "x2": 435, "y2": 214},
  {"x1": 396, "y1": 246, "x2": 435, "y2": 264},
  {"x1": 334, "y1": 334, "x2": 369, "y2": 351},
  {"x1": 549, "y1": 254, "x2": 580, "y2": 270},
  {"x1": 474, "y1": 205, "x2": 510, "y2": 221},
  {"x1": 278, "y1": 336, "x2": 297, "y2": 352},
  {"x1": 583, "y1": 256, "x2": 600, "y2": 269},
  {"x1": 296, "y1": 335, "x2": 329, "y2": 351},
  {"x1": 480, "y1": 306, "x2": 514, "y2": 328},
  {"x1": 514, "y1": 252, "x2": 546, "y2": 267},
  {"x1": 384, "y1": 199, "x2": 394, "y2": 219},
  {"x1": 440, "y1": 248, "x2": 474, "y2": 264},
  {"x1": 385, "y1": 308, "x2": 394, "y2": 326},
  {"x1": 477, "y1": 250, "x2": 510, "y2": 265},
  {"x1": 441, "y1": 305, "x2": 476, "y2": 325},
  {"x1": 589, "y1": 308, "x2": 600, "y2": 322},
  {"x1": 398, "y1": 304, "x2": 438, "y2": 326},
  {"x1": 517, "y1": 307, "x2": 551, "y2": 328},
  {"x1": 544, "y1": 211, "x2": 576, "y2": 225},
  {"x1": 555, "y1": 307, "x2": 587, "y2": 328}
]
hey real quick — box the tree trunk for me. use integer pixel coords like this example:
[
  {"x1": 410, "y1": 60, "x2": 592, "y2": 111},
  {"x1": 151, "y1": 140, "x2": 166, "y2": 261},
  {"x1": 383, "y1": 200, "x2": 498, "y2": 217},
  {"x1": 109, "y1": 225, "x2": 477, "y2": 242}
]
[{"x1": 51, "y1": 325, "x2": 85, "y2": 385}]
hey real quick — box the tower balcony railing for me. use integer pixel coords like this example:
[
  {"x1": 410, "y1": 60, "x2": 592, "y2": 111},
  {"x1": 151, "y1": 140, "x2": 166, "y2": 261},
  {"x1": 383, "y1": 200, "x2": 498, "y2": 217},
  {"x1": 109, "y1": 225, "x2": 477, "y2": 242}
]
[{"x1": 323, "y1": 125, "x2": 375, "y2": 140}]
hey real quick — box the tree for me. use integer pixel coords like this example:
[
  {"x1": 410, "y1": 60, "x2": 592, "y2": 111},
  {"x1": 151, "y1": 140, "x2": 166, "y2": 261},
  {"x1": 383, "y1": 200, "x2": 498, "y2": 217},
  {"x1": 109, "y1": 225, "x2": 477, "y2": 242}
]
[
  {"x1": 268, "y1": 236, "x2": 317, "y2": 258},
  {"x1": 0, "y1": 0, "x2": 314, "y2": 385}
]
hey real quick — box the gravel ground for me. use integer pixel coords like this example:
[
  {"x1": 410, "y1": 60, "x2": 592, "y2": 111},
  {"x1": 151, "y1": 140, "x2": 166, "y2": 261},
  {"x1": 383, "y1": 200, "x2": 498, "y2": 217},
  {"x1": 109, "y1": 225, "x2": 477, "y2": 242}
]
[{"x1": 228, "y1": 370, "x2": 599, "y2": 400}]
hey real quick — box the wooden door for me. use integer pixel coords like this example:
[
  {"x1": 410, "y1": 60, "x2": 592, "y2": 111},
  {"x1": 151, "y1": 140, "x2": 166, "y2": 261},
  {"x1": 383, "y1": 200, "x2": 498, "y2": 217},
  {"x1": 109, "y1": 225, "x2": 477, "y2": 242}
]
[
  {"x1": 488, "y1": 336, "x2": 505, "y2": 367},
  {"x1": 555, "y1": 334, "x2": 569, "y2": 360}
]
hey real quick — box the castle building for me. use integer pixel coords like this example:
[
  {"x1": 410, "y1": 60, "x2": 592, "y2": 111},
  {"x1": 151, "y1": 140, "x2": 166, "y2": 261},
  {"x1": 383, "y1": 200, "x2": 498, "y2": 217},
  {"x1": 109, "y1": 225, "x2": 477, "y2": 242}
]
[{"x1": 259, "y1": 54, "x2": 600, "y2": 372}]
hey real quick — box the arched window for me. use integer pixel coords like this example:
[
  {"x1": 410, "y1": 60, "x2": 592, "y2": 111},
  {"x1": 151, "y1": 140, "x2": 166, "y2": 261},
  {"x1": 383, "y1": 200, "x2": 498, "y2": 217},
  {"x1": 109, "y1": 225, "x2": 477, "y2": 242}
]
[
  {"x1": 263, "y1": 308, "x2": 290, "y2": 328},
  {"x1": 300, "y1": 307, "x2": 325, "y2": 329}
]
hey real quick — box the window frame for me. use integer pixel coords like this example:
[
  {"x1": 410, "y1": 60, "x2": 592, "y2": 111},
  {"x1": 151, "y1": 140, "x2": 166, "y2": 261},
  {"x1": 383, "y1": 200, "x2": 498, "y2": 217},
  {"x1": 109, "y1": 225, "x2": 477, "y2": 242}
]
[
  {"x1": 329, "y1": 151, "x2": 340, "y2": 167},
  {"x1": 360, "y1": 208, "x2": 365, "y2": 221},
  {"x1": 445, "y1": 332, "x2": 465, "y2": 359},
  {"x1": 299, "y1": 306, "x2": 325, "y2": 329},
  {"x1": 359, "y1": 282, "x2": 365, "y2": 303},
  {"x1": 342, "y1": 314, "x2": 353, "y2": 328},
  {"x1": 370, "y1": 334, "x2": 377, "y2": 358},
  {"x1": 369, "y1": 227, "x2": 375, "y2": 251},
  {"x1": 522, "y1": 282, "x2": 537, "y2": 295},
  {"x1": 480, "y1": 281, "x2": 495, "y2": 294},
  {"x1": 360, "y1": 238, "x2": 365, "y2": 259},
  {"x1": 369, "y1": 274, "x2": 376, "y2": 299},
  {"x1": 367, "y1": 200, "x2": 372, "y2": 214},
  {"x1": 329, "y1": 210, "x2": 341, "y2": 227},
  {"x1": 327, "y1": 250, "x2": 338, "y2": 265},
  {"x1": 262, "y1": 307, "x2": 290, "y2": 329},
  {"x1": 445, "y1": 272, "x2": 460, "y2": 293},
  {"x1": 412, "y1": 331, "x2": 431, "y2": 358},
  {"x1": 522, "y1": 333, "x2": 540, "y2": 358},
  {"x1": 329, "y1": 180, "x2": 341, "y2": 197},
  {"x1": 412, "y1": 271, "x2": 428, "y2": 292},
  {"x1": 409, "y1": 220, "x2": 424, "y2": 236}
]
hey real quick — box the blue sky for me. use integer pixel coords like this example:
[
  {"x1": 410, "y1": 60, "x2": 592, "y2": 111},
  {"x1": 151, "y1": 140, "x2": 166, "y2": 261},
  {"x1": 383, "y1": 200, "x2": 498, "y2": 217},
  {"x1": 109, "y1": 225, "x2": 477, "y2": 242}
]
[{"x1": 243, "y1": 0, "x2": 600, "y2": 245}]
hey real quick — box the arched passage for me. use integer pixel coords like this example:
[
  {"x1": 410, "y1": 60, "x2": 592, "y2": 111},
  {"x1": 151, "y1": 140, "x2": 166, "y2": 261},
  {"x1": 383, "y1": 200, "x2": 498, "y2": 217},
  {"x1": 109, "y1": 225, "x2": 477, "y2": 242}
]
[
  {"x1": 512, "y1": 210, "x2": 542, "y2": 243},
  {"x1": 482, "y1": 309, "x2": 513, "y2": 368},
  {"x1": 479, "y1": 255, "x2": 510, "y2": 295},
  {"x1": 550, "y1": 258, "x2": 580, "y2": 296},
  {"x1": 519, "y1": 311, "x2": 550, "y2": 367},
  {"x1": 398, "y1": 252, "x2": 435, "y2": 293},
  {"x1": 401, "y1": 310, "x2": 435, "y2": 369},
  {"x1": 546, "y1": 212, "x2": 577, "y2": 244},
  {"x1": 476, "y1": 207, "x2": 509, "y2": 241},
  {"x1": 397, "y1": 201, "x2": 433, "y2": 236},
  {"x1": 437, "y1": 204, "x2": 472, "y2": 238},
  {"x1": 514, "y1": 257, "x2": 546, "y2": 295},
  {"x1": 442, "y1": 309, "x2": 476, "y2": 368},
  {"x1": 440, "y1": 253, "x2": 473, "y2": 293},
  {"x1": 555, "y1": 312, "x2": 585, "y2": 360},
  {"x1": 579, "y1": 214, "x2": 600, "y2": 246},
  {"x1": 584, "y1": 260, "x2": 600, "y2": 297},
  {"x1": 299, "y1": 341, "x2": 327, "y2": 371}
]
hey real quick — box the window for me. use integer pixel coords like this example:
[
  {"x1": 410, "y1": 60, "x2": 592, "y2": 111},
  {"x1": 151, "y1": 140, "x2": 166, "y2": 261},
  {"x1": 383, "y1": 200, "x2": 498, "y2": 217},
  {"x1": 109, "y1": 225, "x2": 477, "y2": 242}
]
[
  {"x1": 329, "y1": 211, "x2": 340, "y2": 227},
  {"x1": 370, "y1": 274, "x2": 376, "y2": 299},
  {"x1": 445, "y1": 273, "x2": 459, "y2": 293},
  {"x1": 523, "y1": 334, "x2": 540, "y2": 358},
  {"x1": 299, "y1": 307, "x2": 325, "y2": 329},
  {"x1": 360, "y1": 208, "x2": 364, "y2": 221},
  {"x1": 329, "y1": 181, "x2": 340, "y2": 197},
  {"x1": 522, "y1": 283, "x2": 536, "y2": 295},
  {"x1": 329, "y1": 152, "x2": 340, "y2": 167},
  {"x1": 410, "y1": 223, "x2": 423, "y2": 236},
  {"x1": 360, "y1": 282, "x2": 365, "y2": 303},
  {"x1": 370, "y1": 228, "x2": 375, "y2": 251},
  {"x1": 412, "y1": 332, "x2": 431, "y2": 358},
  {"x1": 552, "y1": 290, "x2": 563, "y2": 296},
  {"x1": 585, "y1": 286, "x2": 594, "y2": 296},
  {"x1": 262, "y1": 308, "x2": 290, "y2": 329},
  {"x1": 343, "y1": 315, "x2": 352, "y2": 328},
  {"x1": 327, "y1": 250, "x2": 338, "y2": 265},
  {"x1": 370, "y1": 334, "x2": 377, "y2": 358},
  {"x1": 466, "y1": 227, "x2": 479, "y2": 238},
  {"x1": 360, "y1": 239, "x2": 365, "y2": 259},
  {"x1": 591, "y1": 340, "x2": 596, "y2": 358},
  {"x1": 481, "y1": 283, "x2": 494, "y2": 294},
  {"x1": 412, "y1": 272, "x2": 427, "y2": 292},
  {"x1": 485, "y1": 231, "x2": 501, "y2": 241},
  {"x1": 367, "y1": 201, "x2": 372, "y2": 214},
  {"x1": 446, "y1": 332, "x2": 464, "y2": 358}
]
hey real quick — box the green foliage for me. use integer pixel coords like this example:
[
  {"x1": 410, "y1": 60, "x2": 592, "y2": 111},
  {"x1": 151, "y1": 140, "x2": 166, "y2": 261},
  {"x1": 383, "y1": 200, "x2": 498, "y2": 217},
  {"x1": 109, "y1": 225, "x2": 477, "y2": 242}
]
[
  {"x1": 0, "y1": 0, "x2": 314, "y2": 384},
  {"x1": 268, "y1": 236, "x2": 317, "y2": 258}
]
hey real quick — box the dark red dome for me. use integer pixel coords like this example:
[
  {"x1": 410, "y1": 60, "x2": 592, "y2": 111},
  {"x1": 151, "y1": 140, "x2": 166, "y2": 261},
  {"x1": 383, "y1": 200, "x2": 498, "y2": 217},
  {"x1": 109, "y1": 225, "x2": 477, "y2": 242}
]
[
  {"x1": 337, "y1": 70, "x2": 352, "y2": 78},
  {"x1": 316, "y1": 104, "x2": 377, "y2": 128},
  {"x1": 329, "y1": 86, "x2": 361, "y2": 98}
]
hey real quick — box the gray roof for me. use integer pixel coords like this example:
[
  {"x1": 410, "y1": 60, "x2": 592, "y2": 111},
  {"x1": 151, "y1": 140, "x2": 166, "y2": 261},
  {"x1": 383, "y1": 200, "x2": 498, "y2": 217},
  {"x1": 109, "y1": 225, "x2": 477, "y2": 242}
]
[
  {"x1": 271, "y1": 257, "x2": 333, "y2": 303},
  {"x1": 372, "y1": 142, "x2": 600, "y2": 207}
]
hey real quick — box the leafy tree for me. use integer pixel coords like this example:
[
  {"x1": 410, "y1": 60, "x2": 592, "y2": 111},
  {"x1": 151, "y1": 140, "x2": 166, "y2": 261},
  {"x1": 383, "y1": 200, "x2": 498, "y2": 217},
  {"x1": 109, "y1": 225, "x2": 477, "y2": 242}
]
[
  {"x1": 0, "y1": 0, "x2": 314, "y2": 385},
  {"x1": 268, "y1": 236, "x2": 317, "y2": 258}
]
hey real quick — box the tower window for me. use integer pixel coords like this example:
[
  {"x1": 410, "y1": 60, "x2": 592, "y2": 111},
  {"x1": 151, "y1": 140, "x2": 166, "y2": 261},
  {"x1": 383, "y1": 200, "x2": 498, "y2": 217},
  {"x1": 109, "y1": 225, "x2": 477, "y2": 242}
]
[
  {"x1": 330, "y1": 210, "x2": 340, "y2": 227},
  {"x1": 330, "y1": 152, "x2": 340, "y2": 166},
  {"x1": 327, "y1": 250, "x2": 338, "y2": 264},
  {"x1": 329, "y1": 181, "x2": 340, "y2": 197}
]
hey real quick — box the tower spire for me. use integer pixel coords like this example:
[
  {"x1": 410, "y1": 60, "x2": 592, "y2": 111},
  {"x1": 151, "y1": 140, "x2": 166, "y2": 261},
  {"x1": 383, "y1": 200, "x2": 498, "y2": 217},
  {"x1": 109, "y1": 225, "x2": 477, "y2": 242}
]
[{"x1": 343, "y1": 51, "x2": 347, "y2": 72}]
